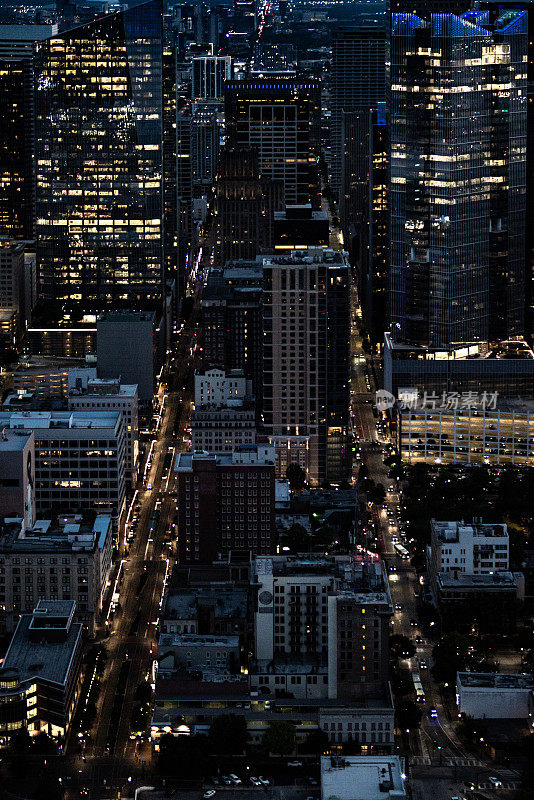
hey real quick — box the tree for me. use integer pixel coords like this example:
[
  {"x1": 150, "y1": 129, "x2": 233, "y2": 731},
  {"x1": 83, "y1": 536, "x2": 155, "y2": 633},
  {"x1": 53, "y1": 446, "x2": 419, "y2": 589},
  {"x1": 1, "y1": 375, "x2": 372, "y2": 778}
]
[
  {"x1": 303, "y1": 729, "x2": 329, "y2": 755},
  {"x1": 284, "y1": 523, "x2": 310, "y2": 553},
  {"x1": 395, "y1": 699, "x2": 422, "y2": 731},
  {"x1": 208, "y1": 714, "x2": 248, "y2": 755},
  {"x1": 389, "y1": 635, "x2": 416, "y2": 660},
  {"x1": 33, "y1": 732, "x2": 57, "y2": 756},
  {"x1": 432, "y1": 632, "x2": 470, "y2": 685},
  {"x1": 157, "y1": 733, "x2": 208, "y2": 779},
  {"x1": 286, "y1": 463, "x2": 306, "y2": 491},
  {"x1": 262, "y1": 721, "x2": 296, "y2": 756}
]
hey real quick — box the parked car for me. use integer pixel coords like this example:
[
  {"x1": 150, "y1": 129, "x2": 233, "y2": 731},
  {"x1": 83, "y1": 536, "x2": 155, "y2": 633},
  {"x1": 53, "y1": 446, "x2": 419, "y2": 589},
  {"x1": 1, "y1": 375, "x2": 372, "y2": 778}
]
[
  {"x1": 288, "y1": 760, "x2": 303, "y2": 767},
  {"x1": 258, "y1": 777, "x2": 270, "y2": 787},
  {"x1": 203, "y1": 792, "x2": 216, "y2": 798},
  {"x1": 228, "y1": 774, "x2": 242, "y2": 785}
]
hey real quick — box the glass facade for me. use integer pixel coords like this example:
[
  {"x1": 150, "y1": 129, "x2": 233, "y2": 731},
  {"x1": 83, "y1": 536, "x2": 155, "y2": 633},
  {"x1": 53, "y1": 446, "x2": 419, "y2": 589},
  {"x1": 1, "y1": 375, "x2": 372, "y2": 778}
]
[
  {"x1": 34, "y1": 0, "x2": 164, "y2": 312},
  {"x1": 390, "y1": 12, "x2": 527, "y2": 347}
]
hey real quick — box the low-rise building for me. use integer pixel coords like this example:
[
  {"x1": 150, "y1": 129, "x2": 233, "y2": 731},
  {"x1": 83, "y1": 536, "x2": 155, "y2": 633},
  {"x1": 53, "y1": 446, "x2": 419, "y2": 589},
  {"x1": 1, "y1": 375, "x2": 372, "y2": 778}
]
[
  {"x1": 436, "y1": 571, "x2": 523, "y2": 632},
  {"x1": 160, "y1": 579, "x2": 248, "y2": 639},
  {"x1": 0, "y1": 410, "x2": 126, "y2": 524},
  {"x1": 253, "y1": 553, "x2": 392, "y2": 700},
  {"x1": 191, "y1": 402, "x2": 256, "y2": 453},
  {"x1": 0, "y1": 428, "x2": 35, "y2": 527},
  {"x1": 428, "y1": 520, "x2": 509, "y2": 598},
  {"x1": 0, "y1": 601, "x2": 83, "y2": 747},
  {"x1": 158, "y1": 633, "x2": 241, "y2": 674},
  {"x1": 456, "y1": 672, "x2": 534, "y2": 720},
  {"x1": 68, "y1": 378, "x2": 138, "y2": 482},
  {"x1": 194, "y1": 368, "x2": 252, "y2": 406},
  {"x1": 398, "y1": 401, "x2": 534, "y2": 468},
  {"x1": 175, "y1": 445, "x2": 276, "y2": 563},
  {"x1": 13, "y1": 363, "x2": 96, "y2": 399},
  {"x1": 150, "y1": 680, "x2": 394, "y2": 753},
  {"x1": 320, "y1": 755, "x2": 407, "y2": 800},
  {"x1": 0, "y1": 512, "x2": 113, "y2": 634}
]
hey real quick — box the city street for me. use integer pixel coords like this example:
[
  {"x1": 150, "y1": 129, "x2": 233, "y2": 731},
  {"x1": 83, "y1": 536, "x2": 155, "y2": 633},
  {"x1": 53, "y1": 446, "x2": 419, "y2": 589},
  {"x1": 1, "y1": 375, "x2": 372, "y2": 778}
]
[
  {"x1": 63, "y1": 312, "x2": 201, "y2": 797},
  {"x1": 349, "y1": 298, "x2": 517, "y2": 799}
]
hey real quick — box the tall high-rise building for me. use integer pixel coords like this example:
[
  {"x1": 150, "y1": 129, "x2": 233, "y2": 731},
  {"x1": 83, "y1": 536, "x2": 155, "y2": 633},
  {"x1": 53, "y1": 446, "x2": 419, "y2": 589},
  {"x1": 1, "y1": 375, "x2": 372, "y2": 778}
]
[
  {"x1": 262, "y1": 248, "x2": 351, "y2": 485},
  {"x1": 214, "y1": 148, "x2": 282, "y2": 264},
  {"x1": 330, "y1": 27, "x2": 386, "y2": 201},
  {"x1": 202, "y1": 259, "x2": 264, "y2": 403},
  {"x1": 345, "y1": 105, "x2": 388, "y2": 345},
  {"x1": 225, "y1": 78, "x2": 321, "y2": 206},
  {"x1": 390, "y1": 11, "x2": 527, "y2": 348},
  {"x1": 34, "y1": 0, "x2": 164, "y2": 313},
  {"x1": 192, "y1": 55, "x2": 232, "y2": 103},
  {"x1": 0, "y1": 25, "x2": 56, "y2": 239}
]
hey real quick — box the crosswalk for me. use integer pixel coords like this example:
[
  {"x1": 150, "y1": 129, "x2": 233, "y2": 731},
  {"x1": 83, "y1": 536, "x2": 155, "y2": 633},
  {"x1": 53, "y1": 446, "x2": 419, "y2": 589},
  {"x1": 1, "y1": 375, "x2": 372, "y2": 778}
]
[
  {"x1": 472, "y1": 783, "x2": 518, "y2": 791},
  {"x1": 410, "y1": 756, "x2": 485, "y2": 767}
]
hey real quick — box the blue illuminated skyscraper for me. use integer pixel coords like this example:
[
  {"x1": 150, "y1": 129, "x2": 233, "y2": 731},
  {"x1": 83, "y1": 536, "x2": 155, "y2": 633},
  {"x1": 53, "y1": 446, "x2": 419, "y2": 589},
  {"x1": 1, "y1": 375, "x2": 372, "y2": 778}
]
[{"x1": 390, "y1": 11, "x2": 527, "y2": 347}]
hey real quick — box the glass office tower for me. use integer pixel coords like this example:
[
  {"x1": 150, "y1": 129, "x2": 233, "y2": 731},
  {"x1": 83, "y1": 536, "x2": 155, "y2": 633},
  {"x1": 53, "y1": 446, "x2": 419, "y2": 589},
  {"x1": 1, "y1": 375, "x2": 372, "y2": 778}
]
[
  {"x1": 390, "y1": 12, "x2": 527, "y2": 348},
  {"x1": 34, "y1": 0, "x2": 164, "y2": 312}
]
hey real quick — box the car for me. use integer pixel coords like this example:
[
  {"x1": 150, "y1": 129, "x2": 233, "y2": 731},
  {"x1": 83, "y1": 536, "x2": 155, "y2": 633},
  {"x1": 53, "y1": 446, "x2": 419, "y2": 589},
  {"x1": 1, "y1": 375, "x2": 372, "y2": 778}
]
[
  {"x1": 146, "y1": 482, "x2": 152, "y2": 490},
  {"x1": 410, "y1": 619, "x2": 417, "y2": 626},
  {"x1": 488, "y1": 777, "x2": 502, "y2": 787},
  {"x1": 419, "y1": 659, "x2": 428, "y2": 669},
  {"x1": 395, "y1": 603, "x2": 402, "y2": 611},
  {"x1": 221, "y1": 776, "x2": 232, "y2": 786},
  {"x1": 210, "y1": 777, "x2": 220, "y2": 785},
  {"x1": 429, "y1": 708, "x2": 438, "y2": 718},
  {"x1": 228, "y1": 774, "x2": 242, "y2": 785},
  {"x1": 250, "y1": 777, "x2": 262, "y2": 786},
  {"x1": 308, "y1": 778, "x2": 319, "y2": 786},
  {"x1": 288, "y1": 760, "x2": 303, "y2": 767},
  {"x1": 203, "y1": 792, "x2": 216, "y2": 799},
  {"x1": 258, "y1": 777, "x2": 270, "y2": 787},
  {"x1": 415, "y1": 635, "x2": 424, "y2": 644}
]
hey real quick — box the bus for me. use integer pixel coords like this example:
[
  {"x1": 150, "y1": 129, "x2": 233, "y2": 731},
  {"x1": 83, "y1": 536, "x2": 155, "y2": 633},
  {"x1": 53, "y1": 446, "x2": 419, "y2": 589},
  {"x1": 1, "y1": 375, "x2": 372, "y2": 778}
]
[
  {"x1": 394, "y1": 542, "x2": 410, "y2": 560},
  {"x1": 413, "y1": 672, "x2": 426, "y2": 703}
]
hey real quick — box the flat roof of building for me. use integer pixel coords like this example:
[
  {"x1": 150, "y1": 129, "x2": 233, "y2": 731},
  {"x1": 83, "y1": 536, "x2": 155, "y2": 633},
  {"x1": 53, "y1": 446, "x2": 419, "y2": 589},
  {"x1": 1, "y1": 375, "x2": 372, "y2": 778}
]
[
  {"x1": 457, "y1": 672, "x2": 534, "y2": 690},
  {"x1": 438, "y1": 571, "x2": 520, "y2": 589},
  {"x1": 3, "y1": 609, "x2": 81, "y2": 688},
  {"x1": 162, "y1": 585, "x2": 247, "y2": 620},
  {"x1": 0, "y1": 513, "x2": 111, "y2": 553},
  {"x1": 432, "y1": 520, "x2": 507, "y2": 541},
  {"x1": 320, "y1": 756, "x2": 407, "y2": 800},
  {"x1": 0, "y1": 410, "x2": 121, "y2": 430},
  {"x1": 159, "y1": 633, "x2": 239, "y2": 649},
  {"x1": 0, "y1": 429, "x2": 33, "y2": 451}
]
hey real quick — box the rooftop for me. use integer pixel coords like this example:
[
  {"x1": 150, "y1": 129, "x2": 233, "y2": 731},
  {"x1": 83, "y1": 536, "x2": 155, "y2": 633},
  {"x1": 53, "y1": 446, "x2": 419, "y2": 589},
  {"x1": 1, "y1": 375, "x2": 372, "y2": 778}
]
[
  {"x1": 2, "y1": 603, "x2": 82, "y2": 687},
  {"x1": 0, "y1": 410, "x2": 121, "y2": 430},
  {"x1": 162, "y1": 585, "x2": 247, "y2": 620},
  {"x1": 432, "y1": 520, "x2": 508, "y2": 542},
  {"x1": 457, "y1": 672, "x2": 534, "y2": 690},
  {"x1": 320, "y1": 756, "x2": 407, "y2": 800},
  {"x1": 98, "y1": 310, "x2": 155, "y2": 323},
  {"x1": 0, "y1": 512, "x2": 111, "y2": 553},
  {"x1": 438, "y1": 571, "x2": 521, "y2": 589},
  {"x1": 159, "y1": 633, "x2": 239, "y2": 649},
  {"x1": 0, "y1": 428, "x2": 33, "y2": 451}
]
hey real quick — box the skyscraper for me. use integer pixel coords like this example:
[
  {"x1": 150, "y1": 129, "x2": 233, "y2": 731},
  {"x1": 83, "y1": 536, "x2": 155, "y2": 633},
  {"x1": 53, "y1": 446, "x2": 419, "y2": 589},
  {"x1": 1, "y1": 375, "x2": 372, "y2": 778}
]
[
  {"x1": 192, "y1": 55, "x2": 232, "y2": 104},
  {"x1": 390, "y1": 11, "x2": 527, "y2": 348},
  {"x1": 0, "y1": 25, "x2": 55, "y2": 239},
  {"x1": 34, "y1": 0, "x2": 164, "y2": 313},
  {"x1": 225, "y1": 78, "x2": 321, "y2": 206},
  {"x1": 330, "y1": 27, "x2": 387, "y2": 203},
  {"x1": 262, "y1": 248, "x2": 351, "y2": 485},
  {"x1": 214, "y1": 147, "x2": 282, "y2": 264}
]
